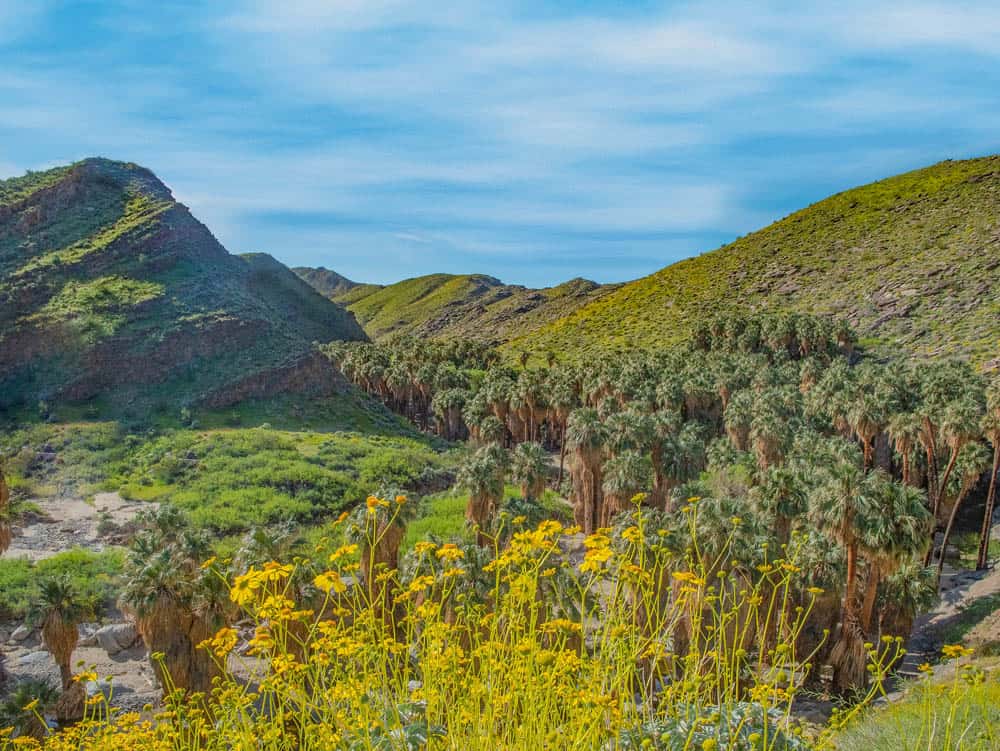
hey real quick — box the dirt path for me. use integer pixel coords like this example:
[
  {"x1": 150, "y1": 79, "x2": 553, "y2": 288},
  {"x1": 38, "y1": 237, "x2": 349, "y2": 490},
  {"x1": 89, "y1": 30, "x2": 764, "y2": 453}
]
[
  {"x1": 4, "y1": 492, "x2": 154, "y2": 561},
  {"x1": 2, "y1": 492, "x2": 160, "y2": 711}
]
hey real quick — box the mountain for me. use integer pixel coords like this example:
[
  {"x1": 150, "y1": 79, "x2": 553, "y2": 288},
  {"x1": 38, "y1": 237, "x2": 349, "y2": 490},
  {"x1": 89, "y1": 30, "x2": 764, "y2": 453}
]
[
  {"x1": 290, "y1": 266, "x2": 376, "y2": 299},
  {"x1": 294, "y1": 270, "x2": 615, "y2": 345},
  {"x1": 0, "y1": 158, "x2": 367, "y2": 410},
  {"x1": 508, "y1": 156, "x2": 1000, "y2": 368}
]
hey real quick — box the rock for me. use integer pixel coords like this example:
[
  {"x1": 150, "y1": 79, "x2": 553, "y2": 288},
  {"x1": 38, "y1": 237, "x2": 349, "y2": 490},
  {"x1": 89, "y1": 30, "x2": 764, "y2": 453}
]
[
  {"x1": 94, "y1": 622, "x2": 140, "y2": 655},
  {"x1": 10, "y1": 624, "x2": 32, "y2": 642},
  {"x1": 17, "y1": 650, "x2": 51, "y2": 666}
]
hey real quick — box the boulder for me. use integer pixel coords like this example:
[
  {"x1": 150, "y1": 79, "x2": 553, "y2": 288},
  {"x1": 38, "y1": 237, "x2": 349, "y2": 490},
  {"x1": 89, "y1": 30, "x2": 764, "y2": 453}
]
[
  {"x1": 94, "y1": 622, "x2": 140, "y2": 655},
  {"x1": 10, "y1": 624, "x2": 32, "y2": 642}
]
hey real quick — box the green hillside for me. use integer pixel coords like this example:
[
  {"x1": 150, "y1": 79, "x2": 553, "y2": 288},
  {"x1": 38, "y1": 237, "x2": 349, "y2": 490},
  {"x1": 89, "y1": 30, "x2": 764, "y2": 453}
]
[
  {"x1": 296, "y1": 269, "x2": 615, "y2": 344},
  {"x1": 509, "y1": 156, "x2": 1000, "y2": 367},
  {"x1": 0, "y1": 158, "x2": 367, "y2": 411}
]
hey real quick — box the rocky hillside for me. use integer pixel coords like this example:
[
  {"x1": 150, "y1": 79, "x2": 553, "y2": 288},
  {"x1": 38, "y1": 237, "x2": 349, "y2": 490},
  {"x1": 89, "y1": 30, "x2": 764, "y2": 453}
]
[
  {"x1": 0, "y1": 158, "x2": 367, "y2": 410},
  {"x1": 295, "y1": 270, "x2": 615, "y2": 345},
  {"x1": 290, "y1": 266, "x2": 377, "y2": 299},
  {"x1": 508, "y1": 156, "x2": 1000, "y2": 368}
]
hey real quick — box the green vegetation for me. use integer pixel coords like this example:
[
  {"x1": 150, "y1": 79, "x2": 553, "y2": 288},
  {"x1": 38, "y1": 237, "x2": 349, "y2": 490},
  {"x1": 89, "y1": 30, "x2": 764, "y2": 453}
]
[
  {"x1": 835, "y1": 660, "x2": 1000, "y2": 750},
  {"x1": 510, "y1": 156, "x2": 1000, "y2": 367},
  {"x1": 403, "y1": 485, "x2": 569, "y2": 549},
  {"x1": 0, "y1": 166, "x2": 71, "y2": 205},
  {"x1": 0, "y1": 548, "x2": 123, "y2": 620},
  {"x1": 117, "y1": 428, "x2": 448, "y2": 532}
]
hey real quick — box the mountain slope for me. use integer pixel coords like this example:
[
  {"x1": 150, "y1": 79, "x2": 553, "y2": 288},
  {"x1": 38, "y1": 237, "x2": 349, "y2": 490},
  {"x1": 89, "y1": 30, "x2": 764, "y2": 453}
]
[
  {"x1": 0, "y1": 158, "x2": 367, "y2": 409},
  {"x1": 295, "y1": 270, "x2": 615, "y2": 344},
  {"x1": 510, "y1": 156, "x2": 1000, "y2": 368},
  {"x1": 290, "y1": 266, "x2": 375, "y2": 299}
]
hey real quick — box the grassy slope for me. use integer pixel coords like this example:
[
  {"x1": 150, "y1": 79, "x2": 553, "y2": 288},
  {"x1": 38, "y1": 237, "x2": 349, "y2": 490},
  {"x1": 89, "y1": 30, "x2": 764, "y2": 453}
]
[
  {"x1": 0, "y1": 159, "x2": 367, "y2": 409},
  {"x1": 1, "y1": 392, "x2": 453, "y2": 536},
  {"x1": 299, "y1": 270, "x2": 614, "y2": 344},
  {"x1": 509, "y1": 156, "x2": 1000, "y2": 367}
]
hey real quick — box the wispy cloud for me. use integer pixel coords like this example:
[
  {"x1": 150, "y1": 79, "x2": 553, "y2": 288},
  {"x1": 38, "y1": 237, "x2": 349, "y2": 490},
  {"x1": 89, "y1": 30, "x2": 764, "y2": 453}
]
[{"x1": 1, "y1": 1, "x2": 998, "y2": 286}]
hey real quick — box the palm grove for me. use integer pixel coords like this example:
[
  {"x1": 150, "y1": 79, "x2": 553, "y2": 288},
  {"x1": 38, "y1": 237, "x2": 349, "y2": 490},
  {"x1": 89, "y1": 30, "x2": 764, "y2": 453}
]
[{"x1": 329, "y1": 311, "x2": 999, "y2": 691}]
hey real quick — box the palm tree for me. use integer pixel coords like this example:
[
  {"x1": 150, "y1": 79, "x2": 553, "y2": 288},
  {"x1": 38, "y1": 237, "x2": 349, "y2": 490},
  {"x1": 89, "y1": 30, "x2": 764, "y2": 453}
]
[
  {"x1": 936, "y1": 442, "x2": 992, "y2": 579},
  {"x1": 456, "y1": 445, "x2": 507, "y2": 546},
  {"x1": 565, "y1": 408, "x2": 608, "y2": 534},
  {"x1": 119, "y1": 508, "x2": 230, "y2": 695},
  {"x1": 601, "y1": 451, "x2": 652, "y2": 527},
  {"x1": 977, "y1": 393, "x2": 1000, "y2": 570},
  {"x1": 933, "y1": 399, "x2": 984, "y2": 522},
  {"x1": 31, "y1": 576, "x2": 91, "y2": 690},
  {"x1": 848, "y1": 393, "x2": 887, "y2": 470},
  {"x1": 0, "y1": 464, "x2": 11, "y2": 555},
  {"x1": 857, "y1": 478, "x2": 931, "y2": 634},
  {"x1": 724, "y1": 390, "x2": 753, "y2": 452},
  {"x1": 345, "y1": 488, "x2": 421, "y2": 623},
  {"x1": 509, "y1": 442, "x2": 549, "y2": 501},
  {"x1": 887, "y1": 412, "x2": 922, "y2": 487},
  {"x1": 0, "y1": 679, "x2": 58, "y2": 740},
  {"x1": 653, "y1": 421, "x2": 706, "y2": 512},
  {"x1": 749, "y1": 465, "x2": 806, "y2": 549},
  {"x1": 807, "y1": 442, "x2": 877, "y2": 692},
  {"x1": 878, "y1": 560, "x2": 937, "y2": 641}
]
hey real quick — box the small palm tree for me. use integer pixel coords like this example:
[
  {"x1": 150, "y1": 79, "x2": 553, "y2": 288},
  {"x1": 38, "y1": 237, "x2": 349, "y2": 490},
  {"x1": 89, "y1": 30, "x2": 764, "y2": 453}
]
[
  {"x1": 120, "y1": 508, "x2": 231, "y2": 695},
  {"x1": 887, "y1": 411, "x2": 922, "y2": 487},
  {"x1": 509, "y1": 442, "x2": 549, "y2": 501},
  {"x1": 749, "y1": 465, "x2": 806, "y2": 549},
  {"x1": 601, "y1": 451, "x2": 652, "y2": 527},
  {"x1": 456, "y1": 446, "x2": 507, "y2": 546},
  {"x1": 0, "y1": 679, "x2": 58, "y2": 740},
  {"x1": 31, "y1": 575, "x2": 92, "y2": 690}
]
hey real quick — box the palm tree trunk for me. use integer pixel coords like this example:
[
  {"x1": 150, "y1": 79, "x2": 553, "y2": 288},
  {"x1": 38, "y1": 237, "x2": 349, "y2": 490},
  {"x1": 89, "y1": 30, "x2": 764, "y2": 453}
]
[
  {"x1": 557, "y1": 423, "x2": 567, "y2": 487},
  {"x1": 842, "y1": 541, "x2": 858, "y2": 627},
  {"x1": 860, "y1": 569, "x2": 880, "y2": 635},
  {"x1": 937, "y1": 485, "x2": 973, "y2": 582},
  {"x1": 935, "y1": 447, "x2": 961, "y2": 522},
  {"x1": 976, "y1": 444, "x2": 999, "y2": 570},
  {"x1": 901, "y1": 451, "x2": 911, "y2": 487}
]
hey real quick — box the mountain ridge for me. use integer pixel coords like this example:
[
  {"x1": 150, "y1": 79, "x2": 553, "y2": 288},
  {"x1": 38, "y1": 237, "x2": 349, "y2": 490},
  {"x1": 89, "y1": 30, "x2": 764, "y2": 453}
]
[
  {"x1": 300, "y1": 156, "x2": 999, "y2": 368},
  {"x1": 0, "y1": 158, "x2": 368, "y2": 411}
]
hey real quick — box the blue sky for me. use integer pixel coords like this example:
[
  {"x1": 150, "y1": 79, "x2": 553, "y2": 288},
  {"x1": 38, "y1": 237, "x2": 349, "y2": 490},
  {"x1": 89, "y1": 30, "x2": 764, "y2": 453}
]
[{"x1": 2, "y1": 1, "x2": 999, "y2": 287}]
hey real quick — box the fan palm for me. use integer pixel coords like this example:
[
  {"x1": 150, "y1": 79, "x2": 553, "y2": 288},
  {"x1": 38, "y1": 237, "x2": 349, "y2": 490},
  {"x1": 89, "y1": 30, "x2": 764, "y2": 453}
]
[
  {"x1": 932, "y1": 398, "x2": 985, "y2": 522},
  {"x1": 749, "y1": 465, "x2": 806, "y2": 549},
  {"x1": 509, "y1": 442, "x2": 549, "y2": 501},
  {"x1": 566, "y1": 408, "x2": 608, "y2": 533},
  {"x1": 119, "y1": 508, "x2": 231, "y2": 695},
  {"x1": 807, "y1": 442, "x2": 878, "y2": 691},
  {"x1": 856, "y1": 477, "x2": 931, "y2": 634},
  {"x1": 601, "y1": 451, "x2": 652, "y2": 526},
  {"x1": 31, "y1": 575, "x2": 92, "y2": 690},
  {"x1": 887, "y1": 411, "x2": 922, "y2": 487},
  {"x1": 456, "y1": 446, "x2": 507, "y2": 545}
]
